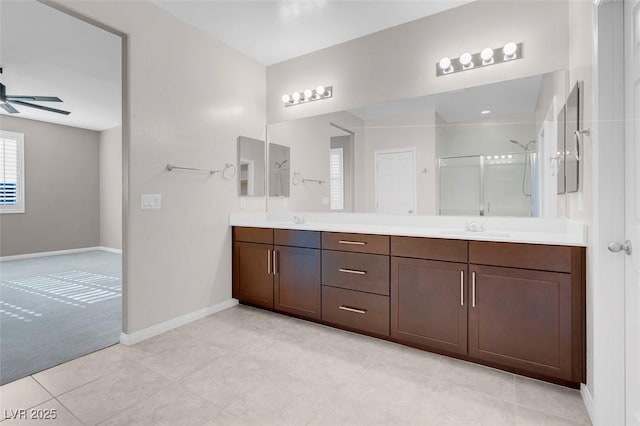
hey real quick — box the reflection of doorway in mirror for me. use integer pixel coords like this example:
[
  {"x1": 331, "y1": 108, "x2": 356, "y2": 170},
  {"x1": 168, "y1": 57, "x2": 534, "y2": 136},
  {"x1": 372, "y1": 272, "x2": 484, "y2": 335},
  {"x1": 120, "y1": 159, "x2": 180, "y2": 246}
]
[
  {"x1": 329, "y1": 123, "x2": 355, "y2": 211},
  {"x1": 374, "y1": 148, "x2": 416, "y2": 215},
  {"x1": 239, "y1": 159, "x2": 254, "y2": 196}
]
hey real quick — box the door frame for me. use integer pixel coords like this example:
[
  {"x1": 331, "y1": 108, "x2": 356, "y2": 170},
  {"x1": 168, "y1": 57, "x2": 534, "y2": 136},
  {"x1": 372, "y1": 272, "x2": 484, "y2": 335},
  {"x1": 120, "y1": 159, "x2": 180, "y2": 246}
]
[
  {"x1": 588, "y1": 0, "x2": 626, "y2": 424},
  {"x1": 373, "y1": 147, "x2": 417, "y2": 215}
]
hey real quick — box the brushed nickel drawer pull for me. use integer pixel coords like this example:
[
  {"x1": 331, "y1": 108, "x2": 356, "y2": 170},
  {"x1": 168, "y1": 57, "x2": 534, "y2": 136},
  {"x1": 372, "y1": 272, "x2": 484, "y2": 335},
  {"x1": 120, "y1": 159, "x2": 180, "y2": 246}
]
[
  {"x1": 338, "y1": 240, "x2": 366, "y2": 245},
  {"x1": 472, "y1": 271, "x2": 476, "y2": 308},
  {"x1": 273, "y1": 250, "x2": 278, "y2": 274},
  {"x1": 460, "y1": 271, "x2": 464, "y2": 306},
  {"x1": 338, "y1": 268, "x2": 366, "y2": 275},
  {"x1": 267, "y1": 249, "x2": 271, "y2": 275},
  {"x1": 338, "y1": 305, "x2": 367, "y2": 314}
]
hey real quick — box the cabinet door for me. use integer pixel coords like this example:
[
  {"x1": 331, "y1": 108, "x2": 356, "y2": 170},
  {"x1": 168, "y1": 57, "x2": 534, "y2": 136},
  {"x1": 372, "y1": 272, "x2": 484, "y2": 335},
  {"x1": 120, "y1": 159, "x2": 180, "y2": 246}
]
[
  {"x1": 234, "y1": 242, "x2": 273, "y2": 309},
  {"x1": 468, "y1": 265, "x2": 572, "y2": 380},
  {"x1": 274, "y1": 246, "x2": 321, "y2": 320},
  {"x1": 391, "y1": 257, "x2": 468, "y2": 354}
]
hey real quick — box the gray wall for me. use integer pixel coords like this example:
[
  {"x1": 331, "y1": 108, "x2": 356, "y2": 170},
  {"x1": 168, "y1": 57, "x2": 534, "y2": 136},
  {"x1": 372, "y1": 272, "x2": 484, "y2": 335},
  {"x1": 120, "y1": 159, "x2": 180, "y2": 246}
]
[
  {"x1": 0, "y1": 115, "x2": 99, "y2": 256},
  {"x1": 99, "y1": 126, "x2": 122, "y2": 250}
]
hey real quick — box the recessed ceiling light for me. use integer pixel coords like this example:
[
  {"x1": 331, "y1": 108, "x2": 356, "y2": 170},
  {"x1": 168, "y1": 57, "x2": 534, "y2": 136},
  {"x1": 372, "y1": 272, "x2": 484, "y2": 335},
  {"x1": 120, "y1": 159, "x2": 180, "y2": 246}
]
[{"x1": 481, "y1": 110, "x2": 491, "y2": 114}]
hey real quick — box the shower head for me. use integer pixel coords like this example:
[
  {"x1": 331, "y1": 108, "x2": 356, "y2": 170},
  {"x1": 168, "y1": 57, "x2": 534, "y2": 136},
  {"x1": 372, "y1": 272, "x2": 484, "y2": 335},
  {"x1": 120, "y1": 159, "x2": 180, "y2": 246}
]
[{"x1": 509, "y1": 139, "x2": 536, "y2": 151}]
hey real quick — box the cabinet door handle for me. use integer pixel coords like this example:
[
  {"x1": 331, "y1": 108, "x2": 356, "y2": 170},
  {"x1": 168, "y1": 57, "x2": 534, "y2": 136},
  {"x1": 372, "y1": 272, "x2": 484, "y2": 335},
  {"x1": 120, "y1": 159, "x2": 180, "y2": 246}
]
[
  {"x1": 338, "y1": 305, "x2": 367, "y2": 314},
  {"x1": 273, "y1": 250, "x2": 278, "y2": 274},
  {"x1": 338, "y1": 240, "x2": 366, "y2": 246},
  {"x1": 338, "y1": 268, "x2": 366, "y2": 275},
  {"x1": 267, "y1": 249, "x2": 271, "y2": 275},
  {"x1": 460, "y1": 271, "x2": 464, "y2": 306},
  {"x1": 472, "y1": 271, "x2": 476, "y2": 308}
]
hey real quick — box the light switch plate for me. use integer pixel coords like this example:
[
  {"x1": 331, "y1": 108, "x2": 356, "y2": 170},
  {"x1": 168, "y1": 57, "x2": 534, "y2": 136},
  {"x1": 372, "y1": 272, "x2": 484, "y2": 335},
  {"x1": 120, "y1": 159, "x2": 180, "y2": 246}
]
[
  {"x1": 141, "y1": 194, "x2": 161, "y2": 210},
  {"x1": 240, "y1": 198, "x2": 246, "y2": 209}
]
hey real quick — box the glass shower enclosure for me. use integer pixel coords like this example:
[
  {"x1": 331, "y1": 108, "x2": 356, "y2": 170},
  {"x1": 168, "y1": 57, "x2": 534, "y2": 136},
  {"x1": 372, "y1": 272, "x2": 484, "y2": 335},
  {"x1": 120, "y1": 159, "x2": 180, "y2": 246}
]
[{"x1": 439, "y1": 152, "x2": 538, "y2": 217}]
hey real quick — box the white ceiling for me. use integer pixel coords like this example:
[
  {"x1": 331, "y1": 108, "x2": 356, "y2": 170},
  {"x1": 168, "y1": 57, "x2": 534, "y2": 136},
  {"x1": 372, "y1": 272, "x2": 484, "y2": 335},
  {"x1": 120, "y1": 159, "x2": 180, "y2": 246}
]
[
  {"x1": 0, "y1": 0, "x2": 473, "y2": 131},
  {"x1": 150, "y1": 0, "x2": 475, "y2": 66},
  {"x1": 0, "y1": 1, "x2": 121, "y2": 131},
  {"x1": 349, "y1": 74, "x2": 544, "y2": 123}
]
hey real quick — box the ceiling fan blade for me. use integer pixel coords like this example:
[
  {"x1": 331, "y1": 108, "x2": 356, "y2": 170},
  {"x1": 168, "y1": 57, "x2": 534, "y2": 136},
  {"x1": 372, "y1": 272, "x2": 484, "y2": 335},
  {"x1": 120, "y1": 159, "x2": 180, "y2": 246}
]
[
  {"x1": 0, "y1": 103, "x2": 19, "y2": 114},
  {"x1": 7, "y1": 95, "x2": 63, "y2": 102},
  {"x1": 10, "y1": 100, "x2": 70, "y2": 115}
]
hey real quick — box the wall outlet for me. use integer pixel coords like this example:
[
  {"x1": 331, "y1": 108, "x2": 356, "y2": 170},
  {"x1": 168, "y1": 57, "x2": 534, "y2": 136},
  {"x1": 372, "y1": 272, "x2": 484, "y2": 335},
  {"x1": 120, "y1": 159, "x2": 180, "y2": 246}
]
[
  {"x1": 141, "y1": 194, "x2": 161, "y2": 210},
  {"x1": 240, "y1": 198, "x2": 246, "y2": 209}
]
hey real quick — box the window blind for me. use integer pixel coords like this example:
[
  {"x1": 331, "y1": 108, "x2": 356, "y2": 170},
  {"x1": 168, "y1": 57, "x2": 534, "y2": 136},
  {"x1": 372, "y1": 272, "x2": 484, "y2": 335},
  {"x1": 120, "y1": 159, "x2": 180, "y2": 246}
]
[
  {"x1": 0, "y1": 132, "x2": 24, "y2": 212},
  {"x1": 329, "y1": 147, "x2": 344, "y2": 210}
]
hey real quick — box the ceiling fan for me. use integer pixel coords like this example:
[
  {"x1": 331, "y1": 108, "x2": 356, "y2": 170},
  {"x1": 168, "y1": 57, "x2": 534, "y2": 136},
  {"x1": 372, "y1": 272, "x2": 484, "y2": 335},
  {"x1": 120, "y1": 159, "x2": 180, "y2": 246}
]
[{"x1": 0, "y1": 68, "x2": 70, "y2": 115}]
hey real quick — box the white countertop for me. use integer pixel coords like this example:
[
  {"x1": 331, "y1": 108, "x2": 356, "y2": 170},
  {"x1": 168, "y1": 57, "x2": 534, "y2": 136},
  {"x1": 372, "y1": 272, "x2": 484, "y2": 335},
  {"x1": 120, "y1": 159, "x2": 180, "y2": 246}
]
[{"x1": 229, "y1": 212, "x2": 588, "y2": 247}]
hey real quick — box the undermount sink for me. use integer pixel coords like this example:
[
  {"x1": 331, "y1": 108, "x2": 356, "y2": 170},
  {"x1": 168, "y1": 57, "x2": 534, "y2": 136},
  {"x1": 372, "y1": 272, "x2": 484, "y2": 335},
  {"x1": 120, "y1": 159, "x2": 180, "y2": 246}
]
[{"x1": 439, "y1": 230, "x2": 512, "y2": 238}]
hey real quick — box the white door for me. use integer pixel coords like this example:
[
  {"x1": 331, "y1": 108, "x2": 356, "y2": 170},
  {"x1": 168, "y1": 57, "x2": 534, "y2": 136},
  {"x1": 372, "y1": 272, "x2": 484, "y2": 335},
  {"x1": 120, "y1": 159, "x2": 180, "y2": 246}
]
[
  {"x1": 375, "y1": 149, "x2": 416, "y2": 214},
  {"x1": 625, "y1": 1, "x2": 640, "y2": 423}
]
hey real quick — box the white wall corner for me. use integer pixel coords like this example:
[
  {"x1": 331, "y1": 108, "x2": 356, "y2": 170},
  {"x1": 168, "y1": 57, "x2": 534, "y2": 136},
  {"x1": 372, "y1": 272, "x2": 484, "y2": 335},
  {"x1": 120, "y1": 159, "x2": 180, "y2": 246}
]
[
  {"x1": 580, "y1": 383, "x2": 595, "y2": 424},
  {"x1": 119, "y1": 299, "x2": 239, "y2": 345}
]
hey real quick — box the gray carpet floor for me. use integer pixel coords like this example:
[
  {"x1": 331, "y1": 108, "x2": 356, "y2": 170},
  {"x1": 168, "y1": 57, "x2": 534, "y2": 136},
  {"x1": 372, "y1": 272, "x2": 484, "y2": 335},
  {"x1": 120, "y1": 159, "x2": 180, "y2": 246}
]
[{"x1": 0, "y1": 250, "x2": 122, "y2": 385}]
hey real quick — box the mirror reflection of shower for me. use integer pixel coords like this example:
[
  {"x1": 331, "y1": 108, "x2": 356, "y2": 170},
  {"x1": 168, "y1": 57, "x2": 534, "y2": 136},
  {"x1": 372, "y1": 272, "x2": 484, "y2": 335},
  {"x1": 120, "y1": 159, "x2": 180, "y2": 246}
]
[
  {"x1": 275, "y1": 159, "x2": 288, "y2": 196},
  {"x1": 509, "y1": 139, "x2": 536, "y2": 197}
]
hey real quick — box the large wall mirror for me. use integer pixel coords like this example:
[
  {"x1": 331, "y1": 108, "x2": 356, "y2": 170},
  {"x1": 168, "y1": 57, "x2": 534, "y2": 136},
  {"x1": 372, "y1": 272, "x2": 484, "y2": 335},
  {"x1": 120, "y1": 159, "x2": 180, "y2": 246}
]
[
  {"x1": 238, "y1": 136, "x2": 265, "y2": 196},
  {"x1": 267, "y1": 70, "x2": 576, "y2": 217}
]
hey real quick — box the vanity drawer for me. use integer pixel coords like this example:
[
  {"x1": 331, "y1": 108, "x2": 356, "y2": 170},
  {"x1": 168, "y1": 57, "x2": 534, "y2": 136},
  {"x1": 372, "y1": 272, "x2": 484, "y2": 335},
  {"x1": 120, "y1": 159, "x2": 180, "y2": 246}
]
[
  {"x1": 322, "y1": 251, "x2": 389, "y2": 295},
  {"x1": 322, "y1": 232, "x2": 389, "y2": 255},
  {"x1": 391, "y1": 236, "x2": 468, "y2": 263},
  {"x1": 322, "y1": 286, "x2": 390, "y2": 336},
  {"x1": 274, "y1": 229, "x2": 321, "y2": 249},
  {"x1": 234, "y1": 227, "x2": 273, "y2": 244},
  {"x1": 469, "y1": 241, "x2": 572, "y2": 273}
]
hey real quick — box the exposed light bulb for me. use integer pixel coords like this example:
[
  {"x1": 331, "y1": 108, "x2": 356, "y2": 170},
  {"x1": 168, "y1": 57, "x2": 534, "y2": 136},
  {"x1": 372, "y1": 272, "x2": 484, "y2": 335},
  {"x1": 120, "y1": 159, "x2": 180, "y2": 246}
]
[
  {"x1": 316, "y1": 85, "x2": 326, "y2": 96},
  {"x1": 460, "y1": 52, "x2": 473, "y2": 67},
  {"x1": 282, "y1": 94, "x2": 291, "y2": 103},
  {"x1": 503, "y1": 42, "x2": 518, "y2": 59},
  {"x1": 292, "y1": 92, "x2": 301, "y2": 102},
  {"x1": 304, "y1": 89, "x2": 313, "y2": 99},
  {"x1": 480, "y1": 47, "x2": 494, "y2": 64},
  {"x1": 439, "y1": 57, "x2": 452, "y2": 71}
]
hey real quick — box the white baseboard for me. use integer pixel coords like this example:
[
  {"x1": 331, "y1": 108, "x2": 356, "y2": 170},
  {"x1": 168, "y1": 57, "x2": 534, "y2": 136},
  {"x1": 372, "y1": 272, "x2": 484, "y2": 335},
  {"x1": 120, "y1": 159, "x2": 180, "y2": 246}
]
[
  {"x1": 0, "y1": 246, "x2": 119, "y2": 262},
  {"x1": 98, "y1": 246, "x2": 123, "y2": 254},
  {"x1": 580, "y1": 383, "x2": 595, "y2": 424},
  {"x1": 119, "y1": 298, "x2": 239, "y2": 345}
]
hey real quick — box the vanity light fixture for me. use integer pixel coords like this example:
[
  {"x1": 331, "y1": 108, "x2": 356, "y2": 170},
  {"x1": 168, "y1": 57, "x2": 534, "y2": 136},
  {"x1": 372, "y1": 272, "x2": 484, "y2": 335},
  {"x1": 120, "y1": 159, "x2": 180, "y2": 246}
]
[
  {"x1": 436, "y1": 42, "x2": 523, "y2": 76},
  {"x1": 480, "y1": 47, "x2": 494, "y2": 65},
  {"x1": 460, "y1": 52, "x2": 474, "y2": 69},
  {"x1": 282, "y1": 85, "x2": 333, "y2": 107}
]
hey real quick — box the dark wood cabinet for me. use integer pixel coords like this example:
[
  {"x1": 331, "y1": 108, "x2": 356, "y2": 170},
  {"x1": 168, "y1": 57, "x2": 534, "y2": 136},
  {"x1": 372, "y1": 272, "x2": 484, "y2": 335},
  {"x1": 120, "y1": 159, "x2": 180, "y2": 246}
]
[
  {"x1": 274, "y1": 245, "x2": 321, "y2": 320},
  {"x1": 232, "y1": 226, "x2": 586, "y2": 387},
  {"x1": 391, "y1": 257, "x2": 468, "y2": 355},
  {"x1": 234, "y1": 242, "x2": 274, "y2": 309},
  {"x1": 468, "y1": 264, "x2": 573, "y2": 380},
  {"x1": 233, "y1": 227, "x2": 321, "y2": 320}
]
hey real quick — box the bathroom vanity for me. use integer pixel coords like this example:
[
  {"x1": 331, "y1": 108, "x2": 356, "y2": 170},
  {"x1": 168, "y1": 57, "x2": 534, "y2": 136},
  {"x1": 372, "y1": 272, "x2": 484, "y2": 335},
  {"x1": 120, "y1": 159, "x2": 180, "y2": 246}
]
[{"x1": 231, "y1": 214, "x2": 586, "y2": 388}]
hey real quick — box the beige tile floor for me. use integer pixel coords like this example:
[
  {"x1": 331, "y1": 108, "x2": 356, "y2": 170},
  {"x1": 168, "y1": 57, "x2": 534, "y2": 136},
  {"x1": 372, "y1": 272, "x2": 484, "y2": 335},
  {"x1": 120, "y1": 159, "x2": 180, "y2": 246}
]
[{"x1": 0, "y1": 305, "x2": 591, "y2": 425}]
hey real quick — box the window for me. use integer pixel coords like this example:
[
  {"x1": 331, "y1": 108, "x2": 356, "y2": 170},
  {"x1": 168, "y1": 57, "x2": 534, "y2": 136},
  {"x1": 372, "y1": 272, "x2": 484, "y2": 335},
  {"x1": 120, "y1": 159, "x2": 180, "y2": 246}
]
[
  {"x1": 0, "y1": 131, "x2": 25, "y2": 213},
  {"x1": 329, "y1": 147, "x2": 344, "y2": 210}
]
